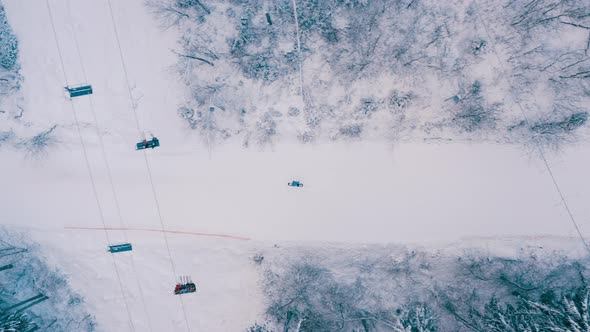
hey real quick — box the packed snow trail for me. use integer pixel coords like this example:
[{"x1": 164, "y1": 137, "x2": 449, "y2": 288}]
[{"x1": 4, "y1": 142, "x2": 590, "y2": 244}]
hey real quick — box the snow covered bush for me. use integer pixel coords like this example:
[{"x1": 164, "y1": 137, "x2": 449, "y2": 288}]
[
  {"x1": 447, "y1": 81, "x2": 501, "y2": 133},
  {"x1": 287, "y1": 107, "x2": 300, "y2": 117},
  {"x1": 258, "y1": 251, "x2": 440, "y2": 331},
  {"x1": 251, "y1": 244, "x2": 590, "y2": 331},
  {"x1": 178, "y1": 106, "x2": 199, "y2": 129},
  {"x1": 441, "y1": 251, "x2": 590, "y2": 331},
  {"x1": 252, "y1": 253, "x2": 264, "y2": 265},
  {"x1": 246, "y1": 321, "x2": 274, "y2": 332},
  {"x1": 388, "y1": 90, "x2": 414, "y2": 114},
  {"x1": 499, "y1": 0, "x2": 590, "y2": 143},
  {"x1": 0, "y1": 3, "x2": 28, "y2": 153},
  {"x1": 16, "y1": 125, "x2": 57, "y2": 156},
  {"x1": 146, "y1": 0, "x2": 210, "y2": 27},
  {"x1": 0, "y1": 3, "x2": 20, "y2": 102},
  {"x1": 296, "y1": 131, "x2": 313, "y2": 143},
  {"x1": 464, "y1": 286, "x2": 590, "y2": 332},
  {"x1": 0, "y1": 312, "x2": 33, "y2": 331},
  {"x1": 255, "y1": 112, "x2": 278, "y2": 145},
  {"x1": 0, "y1": 129, "x2": 13, "y2": 146},
  {"x1": 263, "y1": 262, "x2": 376, "y2": 330},
  {"x1": 397, "y1": 303, "x2": 438, "y2": 332},
  {"x1": 355, "y1": 97, "x2": 381, "y2": 119},
  {"x1": 0, "y1": 229, "x2": 95, "y2": 331},
  {"x1": 339, "y1": 123, "x2": 362, "y2": 138},
  {"x1": 509, "y1": 110, "x2": 588, "y2": 150},
  {"x1": 528, "y1": 111, "x2": 588, "y2": 147}
]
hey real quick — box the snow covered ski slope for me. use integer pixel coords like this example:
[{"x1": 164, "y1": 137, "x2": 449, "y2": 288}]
[{"x1": 2, "y1": 0, "x2": 590, "y2": 331}]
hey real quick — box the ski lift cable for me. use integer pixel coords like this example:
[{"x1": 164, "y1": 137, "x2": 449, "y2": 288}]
[
  {"x1": 290, "y1": 0, "x2": 304, "y2": 99},
  {"x1": 473, "y1": 3, "x2": 590, "y2": 255},
  {"x1": 45, "y1": 1, "x2": 136, "y2": 331},
  {"x1": 104, "y1": 1, "x2": 192, "y2": 330},
  {"x1": 64, "y1": 1, "x2": 153, "y2": 330}
]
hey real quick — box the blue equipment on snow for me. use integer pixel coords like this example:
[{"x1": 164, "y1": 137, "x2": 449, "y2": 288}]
[{"x1": 288, "y1": 181, "x2": 303, "y2": 187}]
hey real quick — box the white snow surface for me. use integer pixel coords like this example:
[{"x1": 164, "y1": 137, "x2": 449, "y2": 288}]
[{"x1": 1, "y1": 0, "x2": 590, "y2": 331}]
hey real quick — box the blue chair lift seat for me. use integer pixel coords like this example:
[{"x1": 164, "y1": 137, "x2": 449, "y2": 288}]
[
  {"x1": 108, "y1": 243, "x2": 132, "y2": 253},
  {"x1": 65, "y1": 84, "x2": 93, "y2": 98}
]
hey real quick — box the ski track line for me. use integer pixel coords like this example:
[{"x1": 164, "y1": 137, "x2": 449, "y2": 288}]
[{"x1": 64, "y1": 226, "x2": 251, "y2": 241}]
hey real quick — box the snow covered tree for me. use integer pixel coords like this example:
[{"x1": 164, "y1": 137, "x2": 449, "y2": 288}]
[
  {"x1": 246, "y1": 322, "x2": 274, "y2": 332},
  {"x1": 461, "y1": 286, "x2": 590, "y2": 332},
  {"x1": 0, "y1": 229, "x2": 95, "y2": 331},
  {"x1": 448, "y1": 81, "x2": 500, "y2": 133},
  {"x1": 16, "y1": 125, "x2": 57, "y2": 156},
  {"x1": 510, "y1": 110, "x2": 588, "y2": 150},
  {"x1": 442, "y1": 252, "x2": 590, "y2": 332},
  {"x1": 0, "y1": 5, "x2": 18, "y2": 71},
  {"x1": 259, "y1": 256, "x2": 440, "y2": 332},
  {"x1": 499, "y1": 0, "x2": 590, "y2": 148},
  {"x1": 396, "y1": 303, "x2": 438, "y2": 332},
  {"x1": 0, "y1": 312, "x2": 33, "y2": 331}
]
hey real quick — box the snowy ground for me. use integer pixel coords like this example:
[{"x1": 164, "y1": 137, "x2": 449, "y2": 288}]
[
  {"x1": 4, "y1": 143, "x2": 590, "y2": 245},
  {"x1": 1, "y1": 0, "x2": 590, "y2": 331}
]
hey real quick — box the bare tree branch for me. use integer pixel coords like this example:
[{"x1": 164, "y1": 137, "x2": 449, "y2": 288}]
[{"x1": 171, "y1": 49, "x2": 215, "y2": 66}]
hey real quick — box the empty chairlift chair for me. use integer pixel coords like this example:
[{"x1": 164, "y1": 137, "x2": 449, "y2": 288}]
[
  {"x1": 65, "y1": 84, "x2": 93, "y2": 98},
  {"x1": 108, "y1": 243, "x2": 132, "y2": 253}
]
